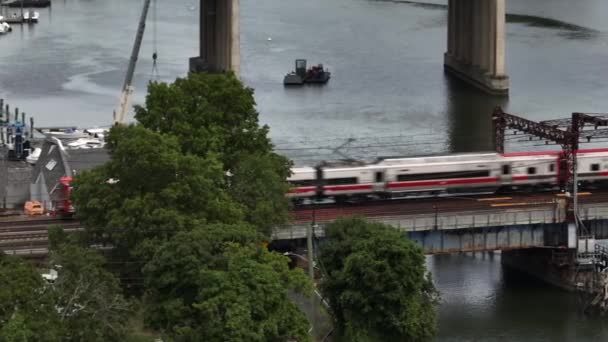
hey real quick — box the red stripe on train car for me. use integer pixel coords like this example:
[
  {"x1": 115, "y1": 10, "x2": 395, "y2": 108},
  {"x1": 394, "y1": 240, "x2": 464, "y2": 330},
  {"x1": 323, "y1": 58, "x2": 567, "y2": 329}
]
[
  {"x1": 324, "y1": 184, "x2": 375, "y2": 192},
  {"x1": 577, "y1": 148, "x2": 608, "y2": 154},
  {"x1": 502, "y1": 151, "x2": 560, "y2": 157},
  {"x1": 288, "y1": 186, "x2": 316, "y2": 194},
  {"x1": 387, "y1": 177, "x2": 499, "y2": 188},
  {"x1": 512, "y1": 175, "x2": 529, "y2": 181}
]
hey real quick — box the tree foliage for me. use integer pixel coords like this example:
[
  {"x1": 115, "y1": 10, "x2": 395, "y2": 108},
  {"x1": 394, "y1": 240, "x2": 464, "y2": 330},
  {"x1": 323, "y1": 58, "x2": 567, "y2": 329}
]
[
  {"x1": 134, "y1": 72, "x2": 273, "y2": 171},
  {"x1": 74, "y1": 72, "x2": 291, "y2": 244},
  {"x1": 50, "y1": 243, "x2": 132, "y2": 341},
  {"x1": 319, "y1": 218, "x2": 439, "y2": 342},
  {"x1": 0, "y1": 245, "x2": 131, "y2": 342},
  {"x1": 142, "y1": 224, "x2": 311, "y2": 341},
  {"x1": 70, "y1": 72, "x2": 306, "y2": 339},
  {"x1": 0, "y1": 255, "x2": 62, "y2": 341},
  {"x1": 72, "y1": 125, "x2": 243, "y2": 250}
]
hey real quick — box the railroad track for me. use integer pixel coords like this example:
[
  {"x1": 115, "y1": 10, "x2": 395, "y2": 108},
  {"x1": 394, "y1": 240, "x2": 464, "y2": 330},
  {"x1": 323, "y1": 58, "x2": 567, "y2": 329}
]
[
  {"x1": 0, "y1": 220, "x2": 80, "y2": 234},
  {"x1": 291, "y1": 189, "x2": 608, "y2": 223},
  {"x1": 0, "y1": 218, "x2": 82, "y2": 254}
]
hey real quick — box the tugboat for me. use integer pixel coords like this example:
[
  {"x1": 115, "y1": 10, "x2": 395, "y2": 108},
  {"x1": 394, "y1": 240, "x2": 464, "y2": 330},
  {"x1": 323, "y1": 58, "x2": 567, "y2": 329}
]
[{"x1": 283, "y1": 59, "x2": 331, "y2": 86}]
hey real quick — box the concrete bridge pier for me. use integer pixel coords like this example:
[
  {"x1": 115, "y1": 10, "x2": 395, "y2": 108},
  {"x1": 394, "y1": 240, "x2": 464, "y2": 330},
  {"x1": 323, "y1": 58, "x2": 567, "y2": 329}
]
[
  {"x1": 189, "y1": 0, "x2": 241, "y2": 75},
  {"x1": 444, "y1": 0, "x2": 509, "y2": 95}
]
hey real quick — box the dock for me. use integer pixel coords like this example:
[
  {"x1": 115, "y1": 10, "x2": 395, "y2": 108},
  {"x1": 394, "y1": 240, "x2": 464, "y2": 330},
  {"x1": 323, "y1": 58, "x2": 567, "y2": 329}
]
[
  {"x1": 3, "y1": 14, "x2": 23, "y2": 24},
  {"x1": 1, "y1": 0, "x2": 50, "y2": 8}
]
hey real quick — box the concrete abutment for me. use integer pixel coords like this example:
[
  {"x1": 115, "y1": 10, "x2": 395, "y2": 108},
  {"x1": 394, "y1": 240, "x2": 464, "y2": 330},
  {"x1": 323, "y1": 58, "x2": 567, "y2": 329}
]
[
  {"x1": 189, "y1": 0, "x2": 240, "y2": 75},
  {"x1": 445, "y1": 0, "x2": 509, "y2": 95}
]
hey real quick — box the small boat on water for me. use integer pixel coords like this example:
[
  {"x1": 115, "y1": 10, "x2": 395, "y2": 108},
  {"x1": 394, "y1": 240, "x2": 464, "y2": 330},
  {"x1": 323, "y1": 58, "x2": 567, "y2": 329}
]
[
  {"x1": 37, "y1": 127, "x2": 91, "y2": 140},
  {"x1": 66, "y1": 138, "x2": 105, "y2": 149},
  {"x1": 23, "y1": 10, "x2": 39, "y2": 23},
  {"x1": 283, "y1": 59, "x2": 331, "y2": 86},
  {"x1": 0, "y1": 21, "x2": 11, "y2": 34}
]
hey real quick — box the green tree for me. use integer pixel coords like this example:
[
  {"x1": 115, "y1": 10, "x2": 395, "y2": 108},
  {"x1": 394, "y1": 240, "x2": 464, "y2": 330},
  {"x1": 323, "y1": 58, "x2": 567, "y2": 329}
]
[
  {"x1": 319, "y1": 218, "x2": 439, "y2": 342},
  {"x1": 0, "y1": 255, "x2": 64, "y2": 341},
  {"x1": 228, "y1": 153, "x2": 292, "y2": 237},
  {"x1": 134, "y1": 72, "x2": 273, "y2": 170},
  {"x1": 134, "y1": 72, "x2": 292, "y2": 235},
  {"x1": 142, "y1": 224, "x2": 312, "y2": 341},
  {"x1": 72, "y1": 124, "x2": 243, "y2": 251},
  {"x1": 50, "y1": 243, "x2": 132, "y2": 341},
  {"x1": 74, "y1": 72, "x2": 291, "y2": 243}
]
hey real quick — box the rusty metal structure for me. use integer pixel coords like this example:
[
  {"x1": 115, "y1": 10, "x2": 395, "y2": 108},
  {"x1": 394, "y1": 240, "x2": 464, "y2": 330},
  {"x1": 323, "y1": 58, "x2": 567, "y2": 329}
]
[{"x1": 493, "y1": 107, "x2": 608, "y2": 225}]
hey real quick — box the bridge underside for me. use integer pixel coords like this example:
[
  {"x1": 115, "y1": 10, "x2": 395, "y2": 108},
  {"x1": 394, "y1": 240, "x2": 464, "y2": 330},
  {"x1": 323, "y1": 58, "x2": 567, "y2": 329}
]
[
  {"x1": 445, "y1": 0, "x2": 509, "y2": 95},
  {"x1": 190, "y1": 0, "x2": 240, "y2": 75},
  {"x1": 277, "y1": 203, "x2": 608, "y2": 254}
]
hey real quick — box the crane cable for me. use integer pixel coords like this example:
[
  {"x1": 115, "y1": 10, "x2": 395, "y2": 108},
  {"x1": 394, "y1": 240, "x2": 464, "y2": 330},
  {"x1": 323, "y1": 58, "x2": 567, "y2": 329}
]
[{"x1": 150, "y1": 0, "x2": 159, "y2": 80}]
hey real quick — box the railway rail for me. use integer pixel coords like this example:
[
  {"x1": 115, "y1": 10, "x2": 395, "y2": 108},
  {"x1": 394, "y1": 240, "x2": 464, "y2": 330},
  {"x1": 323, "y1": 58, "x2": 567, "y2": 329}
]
[{"x1": 291, "y1": 188, "x2": 608, "y2": 223}]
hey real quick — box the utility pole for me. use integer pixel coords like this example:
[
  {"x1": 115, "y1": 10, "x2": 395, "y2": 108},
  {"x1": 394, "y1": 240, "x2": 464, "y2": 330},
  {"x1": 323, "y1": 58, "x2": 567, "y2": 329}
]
[{"x1": 307, "y1": 208, "x2": 315, "y2": 280}]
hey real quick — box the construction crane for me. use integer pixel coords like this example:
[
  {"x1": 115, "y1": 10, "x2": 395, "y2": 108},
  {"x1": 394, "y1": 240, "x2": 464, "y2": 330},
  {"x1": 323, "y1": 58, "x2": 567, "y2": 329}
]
[{"x1": 113, "y1": 0, "x2": 154, "y2": 125}]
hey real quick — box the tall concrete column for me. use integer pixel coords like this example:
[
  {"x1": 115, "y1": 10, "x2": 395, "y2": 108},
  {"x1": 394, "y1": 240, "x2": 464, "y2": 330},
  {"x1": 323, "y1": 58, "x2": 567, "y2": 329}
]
[
  {"x1": 189, "y1": 0, "x2": 240, "y2": 76},
  {"x1": 465, "y1": 0, "x2": 473, "y2": 65},
  {"x1": 479, "y1": 0, "x2": 489, "y2": 71},
  {"x1": 487, "y1": 0, "x2": 497, "y2": 75},
  {"x1": 447, "y1": 0, "x2": 455, "y2": 55},
  {"x1": 471, "y1": 0, "x2": 482, "y2": 68},
  {"x1": 492, "y1": 0, "x2": 506, "y2": 77},
  {"x1": 444, "y1": 0, "x2": 509, "y2": 95},
  {"x1": 453, "y1": 0, "x2": 461, "y2": 60}
]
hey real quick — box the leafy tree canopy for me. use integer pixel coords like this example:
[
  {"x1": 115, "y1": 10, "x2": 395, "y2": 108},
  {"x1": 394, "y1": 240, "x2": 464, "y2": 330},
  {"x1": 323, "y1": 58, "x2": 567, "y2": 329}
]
[
  {"x1": 142, "y1": 223, "x2": 311, "y2": 341},
  {"x1": 319, "y1": 217, "x2": 439, "y2": 342},
  {"x1": 0, "y1": 244, "x2": 131, "y2": 342},
  {"x1": 74, "y1": 72, "x2": 292, "y2": 243},
  {"x1": 73, "y1": 124, "x2": 244, "y2": 250},
  {"x1": 134, "y1": 72, "x2": 273, "y2": 171},
  {"x1": 49, "y1": 242, "x2": 132, "y2": 341},
  {"x1": 0, "y1": 255, "x2": 63, "y2": 341}
]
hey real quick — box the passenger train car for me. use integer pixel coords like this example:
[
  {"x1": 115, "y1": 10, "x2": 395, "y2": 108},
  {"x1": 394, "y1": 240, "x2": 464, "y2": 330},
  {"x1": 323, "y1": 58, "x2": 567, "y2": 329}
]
[{"x1": 287, "y1": 149, "x2": 608, "y2": 201}]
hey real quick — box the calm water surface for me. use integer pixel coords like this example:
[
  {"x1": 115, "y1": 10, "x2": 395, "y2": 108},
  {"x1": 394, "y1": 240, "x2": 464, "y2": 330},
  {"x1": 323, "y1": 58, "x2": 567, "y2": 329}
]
[{"x1": 1, "y1": 0, "x2": 608, "y2": 339}]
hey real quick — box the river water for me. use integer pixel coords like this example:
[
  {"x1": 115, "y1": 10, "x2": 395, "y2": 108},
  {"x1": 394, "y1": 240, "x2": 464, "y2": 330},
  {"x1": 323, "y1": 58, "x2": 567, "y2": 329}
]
[{"x1": 2, "y1": 0, "x2": 608, "y2": 339}]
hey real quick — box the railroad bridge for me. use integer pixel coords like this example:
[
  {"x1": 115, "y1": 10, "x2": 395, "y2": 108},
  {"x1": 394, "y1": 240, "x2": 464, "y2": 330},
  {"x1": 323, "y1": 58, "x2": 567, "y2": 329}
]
[
  {"x1": 191, "y1": 0, "x2": 509, "y2": 94},
  {"x1": 278, "y1": 193, "x2": 608, "y2": 255}
]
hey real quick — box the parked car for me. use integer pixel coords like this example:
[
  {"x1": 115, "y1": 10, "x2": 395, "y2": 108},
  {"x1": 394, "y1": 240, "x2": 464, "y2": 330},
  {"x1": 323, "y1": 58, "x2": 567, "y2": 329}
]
[{"x1": 24, "y1": 200, "x2": 43, "y2": 216}]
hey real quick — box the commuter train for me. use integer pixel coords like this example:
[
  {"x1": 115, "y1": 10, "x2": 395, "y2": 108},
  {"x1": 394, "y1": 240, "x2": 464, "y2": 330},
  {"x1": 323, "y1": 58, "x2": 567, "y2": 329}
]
[{"x1": 287, "y1": 149, "x2": 608, "y2": 201}]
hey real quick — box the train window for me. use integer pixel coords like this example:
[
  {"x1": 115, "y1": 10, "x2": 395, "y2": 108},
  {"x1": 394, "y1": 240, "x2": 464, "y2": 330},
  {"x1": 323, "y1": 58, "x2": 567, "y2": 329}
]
[
  {"x1": 375, "y1": 172, "x2": 384, "y2": 183},
  {"x1": 549, "y1": 164, "x2": 555, "y2": 172},
  {"x1": 591, "y1": 164, "x2": 600, "y2": 171},
  {"x1": 326, "y1": 177, "x2": 358, "y2": 185},
  {"x1": 397, "y1": 170, "x2": 490, "y2": 182},
  {"x1": 288, "y1": 179, "x2": 316, "y2": 187},
  {"x1": 527, "y1": 167, "x2": 537, "y2": 175},
  {"x1": 502, "y1": 165, "x2": 511, "y2": 175}
]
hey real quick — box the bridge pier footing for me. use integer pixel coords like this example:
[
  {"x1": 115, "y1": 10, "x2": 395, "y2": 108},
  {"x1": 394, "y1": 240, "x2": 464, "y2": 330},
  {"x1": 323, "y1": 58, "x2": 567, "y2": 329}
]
[
  {"x1": 501, "y1": 248, "x2": 594, "y2": 292},
  {"x1": 445, "y1": 0, "x2": 509, "y2": 95}
]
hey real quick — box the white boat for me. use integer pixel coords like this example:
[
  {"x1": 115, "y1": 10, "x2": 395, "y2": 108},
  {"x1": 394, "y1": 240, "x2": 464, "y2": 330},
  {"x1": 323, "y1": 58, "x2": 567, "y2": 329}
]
[
  {"x1": 26, "y1": 147, "x2": 42, "y2": 164},
  {"x1": 66, "y1": 138, "x2": 105, "y2": 149},
  {"x1": 84, "y1": 127, "x2": 109, "y2": 139},
  {"x1": 0, "y1": 22, "x2": 11, "y2": 34},
  {"x1": 23, "y1": 10, "x2": 39, "y2": 23},
  {"x1": 38, "y1": 127, "x2": 91, "y2": 140}
]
